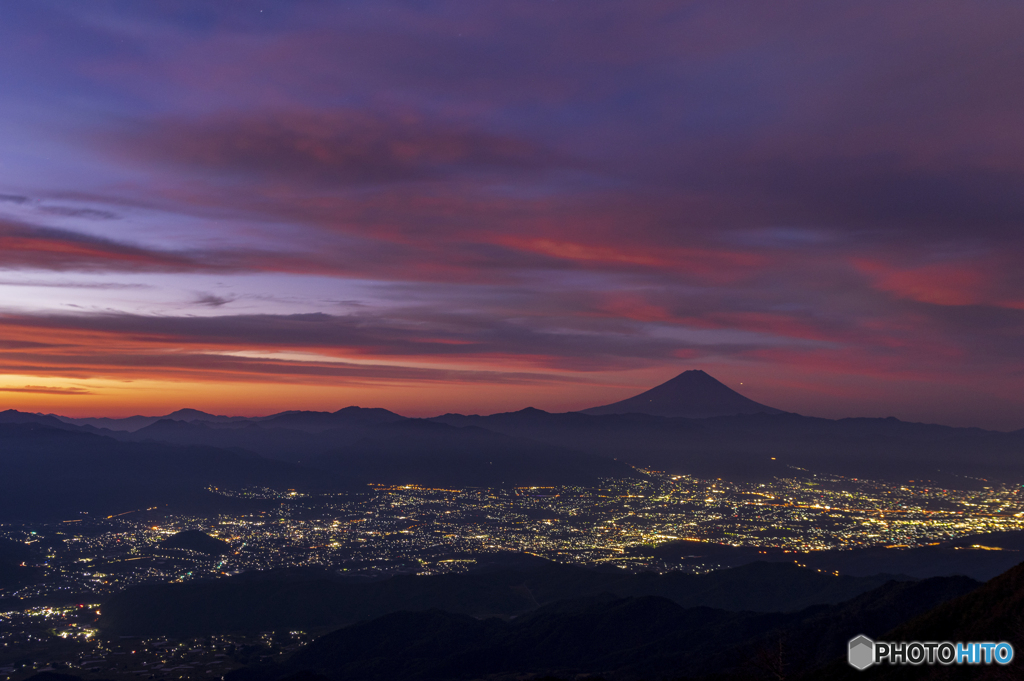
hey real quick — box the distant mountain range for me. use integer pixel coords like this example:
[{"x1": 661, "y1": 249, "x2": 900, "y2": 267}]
[
  {"x1": 44, "y1": 371, "x2": 781, "y2": 430},
  {"x1": 50, "y1": 407, "x2": 253, "y2": 432},
  {"x1": 2, "y1": 369, "x2": 1023, "y2": 522}
]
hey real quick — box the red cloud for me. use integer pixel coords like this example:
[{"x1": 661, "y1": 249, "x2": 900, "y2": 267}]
[
  {"x1": 852, "y1": 256, "x2": 1022, "y2": 309},
  {"x1": 0, "y1": 220, "x2": 199, "y2": 272},
  {"x1": 118, "y1": 110, "x2": 567, "y2": 186}
]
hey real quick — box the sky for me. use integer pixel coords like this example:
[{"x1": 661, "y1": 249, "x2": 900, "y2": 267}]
[{"x1": 0, "y1": 1, "x2": 1022, "y2": 429}]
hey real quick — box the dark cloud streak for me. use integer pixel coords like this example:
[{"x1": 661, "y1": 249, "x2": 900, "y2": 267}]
[
  {"x1": 0, "y1": 385, "x2": 92, "y2": 395},
  {"x1": 117, "y1": 110, "x2": 572, "y2": 186},
  {"x1": 0, "y1": 310, "x2": 712, "y2": 369}
]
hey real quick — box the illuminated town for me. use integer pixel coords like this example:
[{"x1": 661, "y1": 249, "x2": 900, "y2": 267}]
[
  {"x1": 2, "y1": 469, "x2": 1023, "y2": 680},
  {"x1": 5, "y1": 469, "x2": 1024, "y2": 597}
]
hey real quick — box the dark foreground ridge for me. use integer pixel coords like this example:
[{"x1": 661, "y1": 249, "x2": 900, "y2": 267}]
[
  {"x1": 214, "y1": 566, "x2": 983, "y2": 681},
  {"x1": 97, "y1": 560, "x2": 911, "y2": 637},
  {"x1": 810, "y1": 557, "x2": 1024, "y2": 680}
]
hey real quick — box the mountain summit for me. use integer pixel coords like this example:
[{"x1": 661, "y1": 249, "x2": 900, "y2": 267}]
[{"x1": 579, "y1": 370, "x2": 785, "y2": 418}]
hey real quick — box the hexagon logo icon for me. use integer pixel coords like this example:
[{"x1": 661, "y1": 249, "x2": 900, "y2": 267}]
[{"x1": 848, "y1": 635, "x2": 875, "y2": 670}]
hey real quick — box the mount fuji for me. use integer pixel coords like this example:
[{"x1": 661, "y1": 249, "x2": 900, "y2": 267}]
[{"x1": 580, "y1": 369, "x2": 786, "y2": 418}]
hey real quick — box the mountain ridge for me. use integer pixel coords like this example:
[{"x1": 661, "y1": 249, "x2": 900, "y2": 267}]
[{"x1": 215, "y1": 566, "x2": 984, "y2": 681}]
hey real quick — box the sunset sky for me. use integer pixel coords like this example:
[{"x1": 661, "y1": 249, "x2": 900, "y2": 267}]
[{"x1": 1, "y1": 1, "x2": 1022, "y2": 428}]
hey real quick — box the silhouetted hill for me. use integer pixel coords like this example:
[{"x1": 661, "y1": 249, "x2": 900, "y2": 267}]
[
  {"x1": 132, "y1": 418, "x2": 215, "y2": 437},
  {"x1": 52, "y1": 412, "x2": 161, "y2": 431},
  {"x1": 811, "y1": 559, "x2": 1024, "y2": 679},
  {"x1": 641, "y1": 530, "x2": 1024, "y2": 581},
  {"x1": 165, "y1": 408, "x2": 246, "y2": 422},
  {"x1": 53, "y1": 409, "x2": 250, "y2": 432},
  {"x1": 0, "y1": 412, "x2": 633, "y2": 502},
  {"x1": 98, "y1": 560, "x2": 907, "y2": 637},
  {"x1": 581, "y1": 370, "x2": 785, "y2": 418},
  {"x1": 729, "y1": 575, "x2": 984, "y2": 679},
  {"x1": 159, "y1": 530, "x2": 231, "y2": 555},
  {"x1": 54, "y1": 406, "x2": 387, "y2": 433},
  {"x1": 0, "y1": 409, "x2": 80, "y2": 429},
  {"x1": 221, "y1": 571, "x2": 978, "y2": 681},
  {"x1": 124, "y1": 419, "x2": 340, "y2": 463},
  {"x1": 0, "y1": 411, "x2": 131, "y2": 442},
  {"x1": 259, "y1": 407, "x2": 406, "y2": 432},
  {"x1": 0, "y1": 423, "x2": 329, "y2": 521},
  {"x1": 0, "y1": 537, "x2": 44, "y2": 589},
  {"x1": 430, "y1": 409, "x2": 1024, "y2": 484},
  {"x1": 121, "y1": 416, "x2": 633, "y2": 486},
  {"x1": 313, "y1": 420, "x2": 634, "y2": 487}
]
